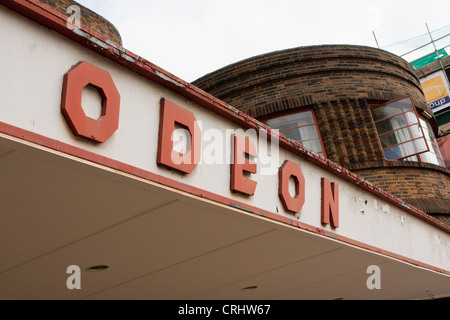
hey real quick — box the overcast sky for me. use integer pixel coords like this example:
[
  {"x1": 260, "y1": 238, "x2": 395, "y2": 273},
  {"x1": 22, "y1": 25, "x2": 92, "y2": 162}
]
[{"x1": 75, "y1": 0, "x2": 450, "y2": 82}]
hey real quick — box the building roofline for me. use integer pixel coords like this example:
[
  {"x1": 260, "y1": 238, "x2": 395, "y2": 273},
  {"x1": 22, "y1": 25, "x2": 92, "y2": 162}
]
[
  {"x1": 1, "y1": 0, "x2": 449, "y2": 234},
  {"x1": 37, "y1": 0, "x2": 122, "y2": 45}
]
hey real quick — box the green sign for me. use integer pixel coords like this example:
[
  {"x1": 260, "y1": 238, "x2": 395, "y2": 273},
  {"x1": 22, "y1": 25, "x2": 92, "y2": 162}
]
[{"x1": 411, "y1": 49, "x2": 448, "y2": 70}]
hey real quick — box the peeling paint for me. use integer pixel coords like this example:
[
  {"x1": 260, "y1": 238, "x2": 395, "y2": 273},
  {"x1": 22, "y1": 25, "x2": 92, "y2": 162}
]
[
  {"x1": 112, "y1": 47, "x2": 120, "y2": 56},
  {"x1": 72, "y1": 27, "x2": 89, "y2": 39},
  {"x1": 105, "y1": 39, "x2": 121, "y2": 49},
  {"x1": 155, "y1": 70, "x2": 186, "y2": 88},
  {"x1": 400, "y1": 215, "x2": 406, "y2": 225},
  {"x1": 434, "y1": 233, "x2": 443, "y2": 245},
  {"x1": 121, "y1": 52, "x2": 137, "y2": 64},
  {"x1": 89, "y1": 36, "x2": 110, "y2": 50}
]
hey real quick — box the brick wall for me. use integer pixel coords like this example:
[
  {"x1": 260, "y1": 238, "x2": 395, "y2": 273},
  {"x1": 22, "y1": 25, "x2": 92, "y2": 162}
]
[
  {"x1": 314, "y1": 99, "x2": 383, "y2": 166},
  {"x1": 354, "y1": 163, "x2": 449, "y2": 209},
  {"x1": 362, "y1": 168, "x2": 448, "y2": 200},
  {"x1": 38, "y1": 0, "x2": 122, "y2": 45},
  {"x1": 193, "y1": 45, "x2": 434, "y2": 128},
  {"x1": 193, "y1": 45, "x2": 450, "y2": 220}
]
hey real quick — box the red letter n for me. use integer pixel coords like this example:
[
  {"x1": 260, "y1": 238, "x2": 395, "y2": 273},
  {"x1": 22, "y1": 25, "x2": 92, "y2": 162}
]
[{"x1": 321, "y1": 177, "x2": 339, "y2": 228}]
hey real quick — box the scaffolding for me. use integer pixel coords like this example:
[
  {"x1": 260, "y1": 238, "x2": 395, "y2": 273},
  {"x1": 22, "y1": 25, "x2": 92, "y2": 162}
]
[
  {"x1": 378, "y1": 24, "x2": 450, "y2": 73},
  {"x1": 374, "y1": 24, "x2": 450, "y2": 136}
]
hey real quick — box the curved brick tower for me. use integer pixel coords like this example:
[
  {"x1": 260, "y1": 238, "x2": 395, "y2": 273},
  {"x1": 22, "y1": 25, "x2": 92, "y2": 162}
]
[
  {"x1": 193, "y1": 45, "x2": 450, "y2": 225},
  {"x1": 38, "y1": 0, "x2": 122, "y2": 45}
]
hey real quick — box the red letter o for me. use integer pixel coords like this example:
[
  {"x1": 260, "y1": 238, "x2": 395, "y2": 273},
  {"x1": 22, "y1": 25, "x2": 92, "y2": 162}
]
[
  {"x1": 61, "y1": 61, "x2": 120, "y2": 143},
  {"x1": 278, "y1": 160, "x2": 305, "y2": 213}
]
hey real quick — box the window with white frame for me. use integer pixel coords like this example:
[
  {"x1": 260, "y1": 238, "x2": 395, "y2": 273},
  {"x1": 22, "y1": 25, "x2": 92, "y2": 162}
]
[
  {"x1": 370, "y1": 97, "x2": 444, "y2": 167},
  {"x1": 265, "y1": 110, "x2": 326, "y2": 156}
]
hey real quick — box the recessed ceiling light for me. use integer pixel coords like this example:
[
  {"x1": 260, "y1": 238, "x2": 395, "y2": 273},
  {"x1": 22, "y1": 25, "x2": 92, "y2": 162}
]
[
  {"x1": 86, "y1": 265, "x2": 109, "y2": 272},
  {"x1": 242, "y1": 285, "x2": 258, "y2": 291}
]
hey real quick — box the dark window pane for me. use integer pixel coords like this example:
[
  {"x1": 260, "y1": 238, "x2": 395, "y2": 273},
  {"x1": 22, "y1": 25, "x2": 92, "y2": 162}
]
[
  {"x1": 379, "y1": 124, "x2": 423, "y2": 148},
  {"x1": 374, "y1": 111, "x2": 417, "y2": 135},
  {"x1": 281, "y1": 127, "x2": 302, "y2": 141}
]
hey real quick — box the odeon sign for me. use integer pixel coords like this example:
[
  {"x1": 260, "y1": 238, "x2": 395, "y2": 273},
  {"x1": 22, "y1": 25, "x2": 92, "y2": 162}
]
[{"x1": 61, "y1": 61, "x2": 339, "y2": 228}]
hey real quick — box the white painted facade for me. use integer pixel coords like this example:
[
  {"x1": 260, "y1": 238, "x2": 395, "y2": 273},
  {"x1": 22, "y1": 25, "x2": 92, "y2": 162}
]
[{"x1": 0, "y1": 3, "x2": 449, "y2": 299}]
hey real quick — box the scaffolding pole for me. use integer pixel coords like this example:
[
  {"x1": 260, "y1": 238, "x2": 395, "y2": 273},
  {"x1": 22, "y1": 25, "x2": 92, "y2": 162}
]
[
  {"x1": 372, "y1": 31, "x2": 380, "y2": 49},
  {"x1": 426, "y1": 23, "x2": 450, "y2": 84}
]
